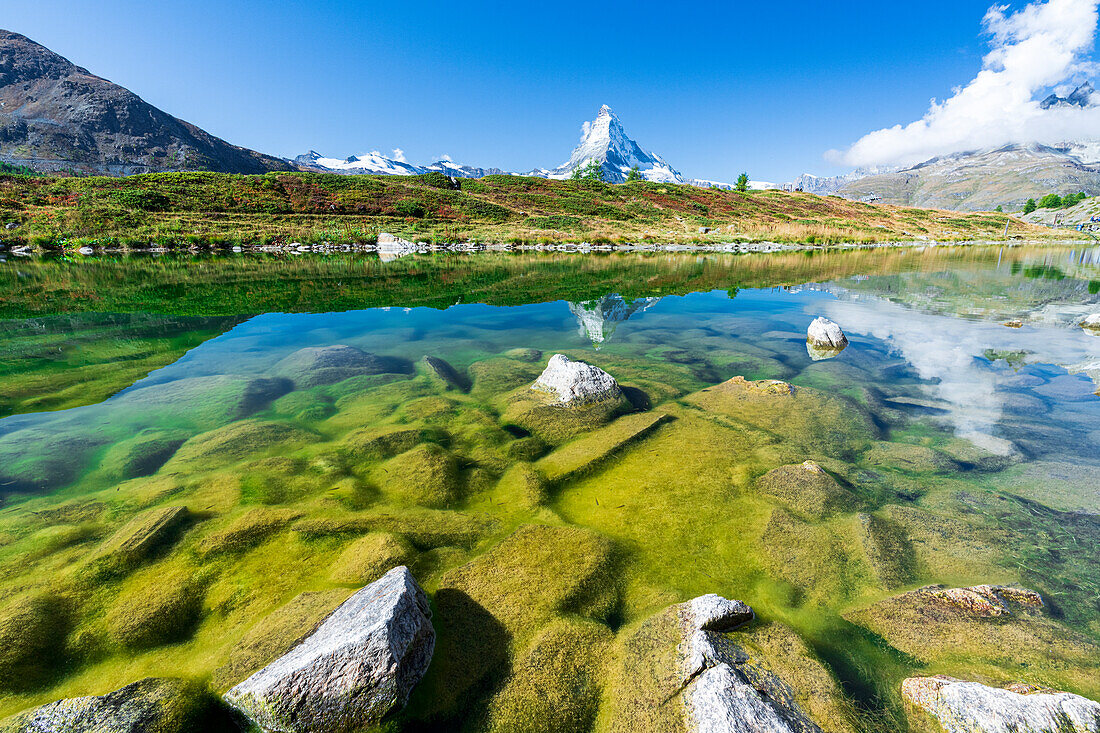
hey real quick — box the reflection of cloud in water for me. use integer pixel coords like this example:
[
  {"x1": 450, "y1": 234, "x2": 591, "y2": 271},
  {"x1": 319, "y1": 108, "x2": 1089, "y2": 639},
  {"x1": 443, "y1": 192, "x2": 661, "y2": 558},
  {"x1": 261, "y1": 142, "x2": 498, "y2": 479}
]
[
  {"x1": 568, "y1": 294, "x2": 660, "y2": 347},
  {"x1": 820, "y1": 298, "x2": 1100, "y2": 454}
]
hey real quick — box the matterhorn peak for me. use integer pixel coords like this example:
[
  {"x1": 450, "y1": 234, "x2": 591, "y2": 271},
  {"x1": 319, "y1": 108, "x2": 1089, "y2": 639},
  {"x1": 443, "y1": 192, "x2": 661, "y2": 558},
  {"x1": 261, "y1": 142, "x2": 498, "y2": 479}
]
[{"x1": 547, "y1": 106, "x2": 683, "y2": 184}]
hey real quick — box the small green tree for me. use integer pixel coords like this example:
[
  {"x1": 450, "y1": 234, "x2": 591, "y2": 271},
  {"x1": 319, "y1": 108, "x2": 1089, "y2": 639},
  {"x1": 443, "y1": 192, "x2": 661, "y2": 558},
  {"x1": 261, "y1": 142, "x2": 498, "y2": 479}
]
[
  {"x1": 626, "y1": 165, "x2": 642, "y2": 182},
  {"x1": 1061, "y1": 191, "x2": 1087, "y2": 207},
  {"x1": 570, "y1": 165, "x2": 583, "y2": 181},
  {"x1": 994, "y1": 205, "x2": 1003, "y2": 212},
  {"x1": 1038, "y1": 193, "x2": 1062, "y2": 209},
  {"x1": 580, "y1": 161, "x2": 604, "y2": 182},
  {"x1": 1022, "y1": 198, "x2": 1037, "y2": 214},
  {"x1": 735, "y1": 172, "x2": 749, "y2": 193}
]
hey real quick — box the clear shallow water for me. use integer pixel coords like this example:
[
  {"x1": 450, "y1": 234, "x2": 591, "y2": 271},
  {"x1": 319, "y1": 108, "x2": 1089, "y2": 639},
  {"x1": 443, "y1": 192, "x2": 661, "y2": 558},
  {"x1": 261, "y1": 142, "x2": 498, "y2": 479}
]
[{"x1": 0, "y1": 246, "x2": 1098, "y2": 729}]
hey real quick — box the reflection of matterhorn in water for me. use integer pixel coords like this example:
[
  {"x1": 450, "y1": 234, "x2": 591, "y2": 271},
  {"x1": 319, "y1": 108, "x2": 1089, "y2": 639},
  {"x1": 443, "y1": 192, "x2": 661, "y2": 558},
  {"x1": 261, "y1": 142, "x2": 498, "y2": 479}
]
[{"x1": 568, "y1": 294, "x2": 660, "y2": 347}]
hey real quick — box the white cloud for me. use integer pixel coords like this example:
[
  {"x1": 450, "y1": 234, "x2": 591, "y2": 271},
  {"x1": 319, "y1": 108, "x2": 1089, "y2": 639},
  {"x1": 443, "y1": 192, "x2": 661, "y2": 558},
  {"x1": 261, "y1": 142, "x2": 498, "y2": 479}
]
[
  {"x1": 392, "y1": 148, "x2": 407, "y2": 162},
  {"x1": 832, "y1": 0, "x2": 1100, "y2": 168},
  {"x1": 438, "y1": 154, "x2": 453, "y2": 162}
]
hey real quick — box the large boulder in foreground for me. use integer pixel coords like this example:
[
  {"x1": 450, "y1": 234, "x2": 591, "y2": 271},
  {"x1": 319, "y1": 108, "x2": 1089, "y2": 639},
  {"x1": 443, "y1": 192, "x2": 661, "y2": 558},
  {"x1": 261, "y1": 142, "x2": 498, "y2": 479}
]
[
  {"x1": 608, "y1": 593, "x2": 855, "y2": 733},
  {"x1": 0, "y1": 677, "x2": 200, "y2": 733},
  {"x1": 902, "y1": 675, "x2": 1100, "y2": 733},
  {"x1": 224, "y1": 566, "x2": 434, "y2": 732},
  {"x1": 532, "y1": 354, "x2": 622, "y2": 404}
]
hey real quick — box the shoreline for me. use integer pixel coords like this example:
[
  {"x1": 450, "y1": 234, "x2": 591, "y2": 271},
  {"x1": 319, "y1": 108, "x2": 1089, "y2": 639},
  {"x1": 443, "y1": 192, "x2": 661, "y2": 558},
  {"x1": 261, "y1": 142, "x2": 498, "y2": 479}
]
[{"x1": 1, "y1": 237, "x2": 1092, "y2": 259}]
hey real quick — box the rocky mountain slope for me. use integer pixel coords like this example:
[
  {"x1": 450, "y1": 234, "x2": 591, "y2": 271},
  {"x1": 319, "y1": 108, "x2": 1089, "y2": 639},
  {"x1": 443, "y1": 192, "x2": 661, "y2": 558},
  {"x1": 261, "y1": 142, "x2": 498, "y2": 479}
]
[
  {"x1": 835, "y1": 143, "x2": 1100, "y2": 212},
  {"x1": 0, "y1": 30, "x2": 294, "y2": 175}
]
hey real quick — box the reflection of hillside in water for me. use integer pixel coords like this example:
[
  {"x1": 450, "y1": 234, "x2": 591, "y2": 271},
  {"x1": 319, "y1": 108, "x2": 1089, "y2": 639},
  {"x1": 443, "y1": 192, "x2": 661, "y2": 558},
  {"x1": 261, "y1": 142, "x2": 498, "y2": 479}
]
[
  {"x1": 568, "y1": 294, "x2": 660, "y2": 347},
  {"x1": 813, "y1": 254, "x2": 1100, "y2": 457}
]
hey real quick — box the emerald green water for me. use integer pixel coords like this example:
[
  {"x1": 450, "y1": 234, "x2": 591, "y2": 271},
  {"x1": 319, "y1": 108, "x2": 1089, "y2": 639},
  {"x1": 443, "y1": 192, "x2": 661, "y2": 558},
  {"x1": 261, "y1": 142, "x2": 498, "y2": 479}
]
[{"x1": 0, "y1": 245, "x2": 1098, "y2": 730}]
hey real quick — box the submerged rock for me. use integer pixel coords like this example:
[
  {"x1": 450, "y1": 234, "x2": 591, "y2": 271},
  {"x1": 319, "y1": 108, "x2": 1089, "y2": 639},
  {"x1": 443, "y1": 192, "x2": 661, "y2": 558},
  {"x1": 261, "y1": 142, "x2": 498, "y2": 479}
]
[
  {"x1": 532, "y1": 354, "x2": 622, "y2": 404},
  {"x1": 0, "y1": 592, "x2": 69, "y2": 691},
  {"x1": 843, "y1": 584, "x2": 1100, "y2": 688},
  {"x1": 224, "y1": 566, "x2": 434, "y2": 733},
  {"x1": 902, "y1": 675, "x2": 1100, "y2": 733},
  {"x1": 807, "y1": 317, "x2": 848, "y2": 348},
  {"x1": 274, "y1": 344, "x2": 410, "y2": 388},
  {"x1": 99, "y1": 429, "x2": 189, "y2": 480},
  {"x1": 0, "y1": 677, "x2": 200, "y2": 733},
  {"x1": 89, "y1": 505, "x2": 189, "y2": 574},
  {"x1": 420, "y1": 354, "x2": 469, "y2": 392},
  {"x1": 756, "y1": 460, "x2": 856, "y2": 518}
]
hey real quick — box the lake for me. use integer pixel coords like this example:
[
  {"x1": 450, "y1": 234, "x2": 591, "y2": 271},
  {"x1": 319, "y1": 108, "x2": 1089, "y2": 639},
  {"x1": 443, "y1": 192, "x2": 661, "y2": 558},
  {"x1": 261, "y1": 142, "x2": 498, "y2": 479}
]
[{"x1": 0, "y1": 244, "x2": 1098, "y2": 731}]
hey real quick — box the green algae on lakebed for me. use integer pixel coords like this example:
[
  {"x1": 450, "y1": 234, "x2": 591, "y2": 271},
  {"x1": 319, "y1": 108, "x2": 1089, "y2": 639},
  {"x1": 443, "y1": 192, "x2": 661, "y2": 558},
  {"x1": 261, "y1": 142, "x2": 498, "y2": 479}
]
[{"x1": 0, "y1": 246, "x2": 1098, "y2": 731}]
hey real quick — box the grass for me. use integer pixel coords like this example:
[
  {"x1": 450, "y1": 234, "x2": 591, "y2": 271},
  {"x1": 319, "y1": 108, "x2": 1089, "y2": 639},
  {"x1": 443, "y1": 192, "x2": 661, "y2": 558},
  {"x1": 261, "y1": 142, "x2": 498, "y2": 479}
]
[{"x1": 0, "y1": 170, "x2": 1065, "y2": 248}]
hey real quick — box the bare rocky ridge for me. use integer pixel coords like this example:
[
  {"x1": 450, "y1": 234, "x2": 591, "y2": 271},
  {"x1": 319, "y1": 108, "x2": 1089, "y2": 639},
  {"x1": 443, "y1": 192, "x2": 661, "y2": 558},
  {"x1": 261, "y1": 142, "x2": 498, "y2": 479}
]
[
  {"x1": 0, "y1": 29, "x2": 294, "y2": 174},
  {"x1": 835, "y1": 143, "x2": 1100, "y2": 212}
]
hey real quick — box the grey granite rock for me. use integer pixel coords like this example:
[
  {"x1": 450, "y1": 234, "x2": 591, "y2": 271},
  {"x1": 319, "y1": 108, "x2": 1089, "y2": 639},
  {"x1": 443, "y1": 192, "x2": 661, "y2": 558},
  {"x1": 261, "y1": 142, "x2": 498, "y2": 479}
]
[
  {"x1": 224, "y1": 566, "x2": 434, "y2": 733},
  {"x1": 532, "y1": 354, "x2": 621, "y2": 404},
  {"x1": 902, "y1": 675, "x2": 1100, "y2": 733},
  {"x1": 0, "y1": 678, "x2": 196, "y2": 733},
  {"x1": 679, "y1": 596, "x2": 825, "y2": 733}
]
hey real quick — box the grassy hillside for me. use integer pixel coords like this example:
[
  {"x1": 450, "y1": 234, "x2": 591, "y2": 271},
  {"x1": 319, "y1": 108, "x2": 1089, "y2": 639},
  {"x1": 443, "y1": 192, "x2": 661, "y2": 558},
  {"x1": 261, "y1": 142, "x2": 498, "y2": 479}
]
[{"x1": 0, "y1": 170, "x2": 1060, "y2": 248}]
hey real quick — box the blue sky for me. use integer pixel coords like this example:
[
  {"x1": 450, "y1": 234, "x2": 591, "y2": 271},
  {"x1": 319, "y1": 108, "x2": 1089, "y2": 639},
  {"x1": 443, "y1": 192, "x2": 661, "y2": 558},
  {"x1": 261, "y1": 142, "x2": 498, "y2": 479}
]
[{"x1": 3, "y1": 0, "x2": 1059, "y2": 181}]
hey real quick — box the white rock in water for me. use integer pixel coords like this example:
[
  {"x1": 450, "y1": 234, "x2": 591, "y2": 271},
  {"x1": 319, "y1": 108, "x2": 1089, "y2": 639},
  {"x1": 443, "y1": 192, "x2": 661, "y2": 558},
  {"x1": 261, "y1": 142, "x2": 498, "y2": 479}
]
[
  {"x1": 224, "y1": 566, "x2": 434, "y2": 733},
  {"x1": 902, "y1": 675, "x2": 1100, "y2": 733},
  {"x1": 1080, "y1": 314, "x2": 1100, "y2": 330},
  {"x1": 532, "y1": 354, "x2": 621, "y2": 404},
  {"x1": 807, "y1": 317, "x2": 848, "y2": 348}
]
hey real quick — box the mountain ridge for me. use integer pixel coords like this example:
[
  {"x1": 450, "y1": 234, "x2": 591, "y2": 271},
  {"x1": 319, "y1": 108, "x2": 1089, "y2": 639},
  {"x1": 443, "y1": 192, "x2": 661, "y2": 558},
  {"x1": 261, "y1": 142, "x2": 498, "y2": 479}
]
[
  {"x1": 296, "y1": 105, "x2": 687, "y2": 185},
  {"x1": 0, "y1": 29, "x2": 294, "y2": 175}
]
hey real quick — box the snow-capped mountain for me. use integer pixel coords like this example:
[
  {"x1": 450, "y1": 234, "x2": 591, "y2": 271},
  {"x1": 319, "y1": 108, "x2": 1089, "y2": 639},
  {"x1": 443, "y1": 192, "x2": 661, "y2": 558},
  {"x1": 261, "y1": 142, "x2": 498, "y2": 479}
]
[
  {"x1": 787, "y1": 167, "x2": 897, "y2": 195},
  {"x1": 293, "y1": 150, "x2": 505, "y2": 179},
  {"x1": 294, "y1": 150, "x2": 425, "y2": 176},
  {"x1": 542, "y1": 105, "x2": 683, "y2": 184},
  {"x1": 294, "y1": 105, "x2": 684, "y2": 184},
  {"x1": 568, "y1": 294, "x2": 660, "y2": 347},
  {"x1": 1040, "y1": 82, "x2": 1096, "y2": 110}
]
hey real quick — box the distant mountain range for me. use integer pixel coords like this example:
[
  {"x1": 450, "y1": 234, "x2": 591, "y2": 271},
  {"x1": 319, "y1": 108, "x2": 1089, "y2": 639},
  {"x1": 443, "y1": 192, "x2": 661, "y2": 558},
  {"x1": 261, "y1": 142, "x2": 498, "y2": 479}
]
[
  {"x1": 298, "y1": 104, "x2": 688, "y2": 184},
  {"x1": 790, "y1": 83, "x2": 1100, "y2": 211},
  {"x1": 292, "y1": 150, "x2": 508, "y2": 179},
  {"x1": 0, "y1": 30, "x2": 293, "y2": 175},
  {"x1": 832, "y1": 141, "x2": 1100, "y2": 211}
]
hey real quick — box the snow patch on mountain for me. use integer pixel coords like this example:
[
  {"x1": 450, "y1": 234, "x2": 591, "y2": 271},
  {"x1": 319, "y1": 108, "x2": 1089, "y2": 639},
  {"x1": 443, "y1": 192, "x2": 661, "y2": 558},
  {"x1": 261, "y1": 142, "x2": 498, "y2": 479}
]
[
  {"x1": 293, "y1": 150, "x2": 505, "y2": 179},
  {"x1": 542, "y1": 105, "x2": 683, "y2": 184}
]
